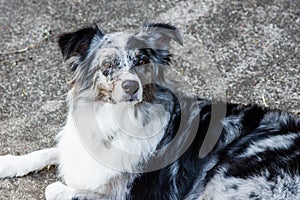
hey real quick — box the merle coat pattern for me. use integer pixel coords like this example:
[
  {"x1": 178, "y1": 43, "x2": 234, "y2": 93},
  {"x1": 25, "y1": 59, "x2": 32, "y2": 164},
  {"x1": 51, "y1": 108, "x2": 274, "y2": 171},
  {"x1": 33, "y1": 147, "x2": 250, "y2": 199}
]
[{"x1": 0, "y1": 24, "x2": 299, "y2": 200}]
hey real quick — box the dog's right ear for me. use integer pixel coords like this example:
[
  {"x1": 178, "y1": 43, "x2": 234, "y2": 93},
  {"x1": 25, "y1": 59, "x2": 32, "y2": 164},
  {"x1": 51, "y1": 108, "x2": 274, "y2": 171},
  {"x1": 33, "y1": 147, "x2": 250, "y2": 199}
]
[
  {"x1": 58, "y1": 24, "x2": 104, "y2": 61},
  {"x1": 140, "y1": 23, "x2": 183, "y2": 50}
]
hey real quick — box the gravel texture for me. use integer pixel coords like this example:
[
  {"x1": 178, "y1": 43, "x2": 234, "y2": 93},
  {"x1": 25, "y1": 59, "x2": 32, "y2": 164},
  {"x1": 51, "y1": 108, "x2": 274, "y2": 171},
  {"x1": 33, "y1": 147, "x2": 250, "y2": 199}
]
[{"x1": 0, "y1": 0, "x2": 299, "y2": 199}]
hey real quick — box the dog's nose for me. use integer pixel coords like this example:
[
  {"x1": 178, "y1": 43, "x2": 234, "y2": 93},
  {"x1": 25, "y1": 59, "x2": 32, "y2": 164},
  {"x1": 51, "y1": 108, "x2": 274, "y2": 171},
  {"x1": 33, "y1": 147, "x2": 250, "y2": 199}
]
[{"x1": 121, "y1": 80, "x2": 139, "y2": 95}]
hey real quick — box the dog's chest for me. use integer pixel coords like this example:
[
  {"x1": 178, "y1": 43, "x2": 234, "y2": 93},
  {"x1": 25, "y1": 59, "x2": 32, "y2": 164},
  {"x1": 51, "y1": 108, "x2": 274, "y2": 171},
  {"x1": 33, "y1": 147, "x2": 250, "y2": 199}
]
[{"x1": 56, "y1": 103, "x2": 168, "y2": 192}]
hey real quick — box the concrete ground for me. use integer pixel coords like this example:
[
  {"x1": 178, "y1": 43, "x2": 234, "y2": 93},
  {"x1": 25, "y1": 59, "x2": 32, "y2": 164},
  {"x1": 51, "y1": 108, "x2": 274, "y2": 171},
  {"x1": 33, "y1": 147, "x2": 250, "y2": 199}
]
[{"x1": 0, "y1": 0, "x2": 299, "y2": 199}]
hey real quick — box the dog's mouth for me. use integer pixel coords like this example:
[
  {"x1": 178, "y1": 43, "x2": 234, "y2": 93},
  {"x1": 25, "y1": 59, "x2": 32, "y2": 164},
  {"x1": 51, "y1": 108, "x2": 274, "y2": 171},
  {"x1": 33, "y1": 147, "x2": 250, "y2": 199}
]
[
  {"x1": 121, "y1": 83, "x2": 156, "y2": 104},
  {"x1": 123, "y1": 94, "x2": 142, "y2": 104},
  {"x1": 128, "y1": 97, "x2": 138, "y2": 102},
  {"x1": 95, "y1": 86, "x2": 143, "y2": 104}
]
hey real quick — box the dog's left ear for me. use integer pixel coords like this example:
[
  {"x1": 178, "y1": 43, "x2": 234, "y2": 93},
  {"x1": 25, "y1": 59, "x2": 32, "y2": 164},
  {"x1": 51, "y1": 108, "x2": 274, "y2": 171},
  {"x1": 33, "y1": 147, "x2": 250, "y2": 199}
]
[{"x1": 140, "y1": 23, "x2": 183, "y2": 50}]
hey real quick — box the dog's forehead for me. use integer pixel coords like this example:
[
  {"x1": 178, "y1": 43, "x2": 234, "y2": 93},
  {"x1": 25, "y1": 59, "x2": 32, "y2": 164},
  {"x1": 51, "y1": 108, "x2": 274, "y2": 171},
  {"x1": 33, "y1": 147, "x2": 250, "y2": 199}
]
[
  {"x1": 100, "y1": 32, "x2": 147, "y2": 52},
  {"x1": 91, "y1": 32, "x2": 147, "y2": 68},
  {"x1": 102, "y1": 32, "x2": 132, "y2": 49},
  {"x1": 91, "y1": 33, "x2": 131, "y2": 60}
]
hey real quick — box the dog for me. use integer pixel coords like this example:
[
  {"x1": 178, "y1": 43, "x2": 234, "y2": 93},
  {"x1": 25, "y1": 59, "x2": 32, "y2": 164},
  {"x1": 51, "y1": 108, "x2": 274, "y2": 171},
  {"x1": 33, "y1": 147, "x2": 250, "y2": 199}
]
[{"x1": 0, "y1": 23, "x2": 300, "y2": 200}]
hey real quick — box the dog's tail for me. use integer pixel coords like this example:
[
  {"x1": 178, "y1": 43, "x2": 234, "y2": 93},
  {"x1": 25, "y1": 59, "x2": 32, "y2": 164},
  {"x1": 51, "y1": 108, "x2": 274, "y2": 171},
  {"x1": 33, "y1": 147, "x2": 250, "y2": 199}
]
[{"x1": 0, "y1": 148, "x2": 59, "y2": 178}]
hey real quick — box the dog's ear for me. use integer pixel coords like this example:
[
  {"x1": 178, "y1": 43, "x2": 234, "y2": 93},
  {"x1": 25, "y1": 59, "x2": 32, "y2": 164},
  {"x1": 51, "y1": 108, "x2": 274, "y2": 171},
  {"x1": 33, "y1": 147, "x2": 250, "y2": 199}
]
[
  {"x1": 140, "y1": 23, "x2": 183, "y2": 50},
  {"x1": 58, "y1": 24, "x2": 104, "y2": 61}
]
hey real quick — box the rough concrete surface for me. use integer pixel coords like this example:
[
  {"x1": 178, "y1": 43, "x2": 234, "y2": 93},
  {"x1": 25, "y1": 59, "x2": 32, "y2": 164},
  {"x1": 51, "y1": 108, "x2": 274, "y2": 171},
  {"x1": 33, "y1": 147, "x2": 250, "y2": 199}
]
[{"x1": 0, "y1": 0, "x2": 299, "y2": 199}]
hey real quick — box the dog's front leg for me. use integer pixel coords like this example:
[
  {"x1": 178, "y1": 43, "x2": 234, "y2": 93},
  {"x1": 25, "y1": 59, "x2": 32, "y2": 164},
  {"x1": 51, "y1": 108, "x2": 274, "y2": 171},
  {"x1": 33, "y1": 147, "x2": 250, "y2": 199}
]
[
  {"x1": 45, "y1": 181, "x2": 106, "y2": 200},
  {"x1": 0, "y1": 148, "x2": 59, "y2": 178},
  {"x1": 45, "y1": 182, "x2": 76, "y2": 200}
]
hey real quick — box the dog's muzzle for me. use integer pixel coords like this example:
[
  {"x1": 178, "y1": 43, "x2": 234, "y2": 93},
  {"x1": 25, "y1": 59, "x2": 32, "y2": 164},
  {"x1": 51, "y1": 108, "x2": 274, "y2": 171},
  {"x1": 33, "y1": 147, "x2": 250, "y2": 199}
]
[{"x1": 111, "y1": 71, "x2": 143, "y2": 104}]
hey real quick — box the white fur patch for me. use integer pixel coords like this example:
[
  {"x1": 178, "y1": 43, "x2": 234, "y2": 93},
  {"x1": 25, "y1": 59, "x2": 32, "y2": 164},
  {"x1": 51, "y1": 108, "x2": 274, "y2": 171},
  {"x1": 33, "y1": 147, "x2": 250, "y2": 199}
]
[
  {"x1": 0, "y1": 148, "x2": 58, "y2": 178},
  {"x1": 56, "y1": 100, "x2": 168, "y2": 192},
  {"x1": 45, "y1": 181, "x2": 76, "y2": 200}
]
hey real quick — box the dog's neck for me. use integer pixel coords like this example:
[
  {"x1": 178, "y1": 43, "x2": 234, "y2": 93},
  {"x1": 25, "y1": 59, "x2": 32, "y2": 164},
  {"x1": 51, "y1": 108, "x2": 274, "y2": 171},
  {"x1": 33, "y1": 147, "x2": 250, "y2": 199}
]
[
  {"x1": 94, "y1": 102, "x2": 168, "y2": 141},
  {"x1": 68, "y1": 94, "x2": 169, "y2": 173}
]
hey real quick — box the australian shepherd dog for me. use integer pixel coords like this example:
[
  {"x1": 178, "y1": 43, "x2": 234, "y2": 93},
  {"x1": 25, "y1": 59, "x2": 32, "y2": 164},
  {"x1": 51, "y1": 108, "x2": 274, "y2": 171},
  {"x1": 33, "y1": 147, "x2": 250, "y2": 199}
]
[{"x1": 0, "y1": 23, "x2": 299, "y2": 200}]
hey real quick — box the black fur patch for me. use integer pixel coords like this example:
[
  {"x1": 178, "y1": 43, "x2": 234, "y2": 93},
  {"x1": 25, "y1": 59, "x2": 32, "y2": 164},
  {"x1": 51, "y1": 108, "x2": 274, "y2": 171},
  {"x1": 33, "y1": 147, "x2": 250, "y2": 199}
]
[
  {"x1": 58, "y1": 24, "x2": 104, "y2": 71},
  {"x1": 126, "y1": 37, "x2": 172, "y2": 66}
]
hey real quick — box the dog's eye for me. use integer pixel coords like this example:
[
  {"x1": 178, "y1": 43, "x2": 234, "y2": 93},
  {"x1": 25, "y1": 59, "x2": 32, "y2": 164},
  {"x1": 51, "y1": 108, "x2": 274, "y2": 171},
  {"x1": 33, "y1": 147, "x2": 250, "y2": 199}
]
[
  {"x1": 103, "y1": 62, "x2": 112, "y2": 68},
  {"x1": 140, "y1": 60, "x2": 146, "y2": 65},
  {"x1": 102, "y1": 61, "x2": 113, "y2": 77},
  {"x1": 135, "y1": 55, "x2": 149, "y2": 66}
]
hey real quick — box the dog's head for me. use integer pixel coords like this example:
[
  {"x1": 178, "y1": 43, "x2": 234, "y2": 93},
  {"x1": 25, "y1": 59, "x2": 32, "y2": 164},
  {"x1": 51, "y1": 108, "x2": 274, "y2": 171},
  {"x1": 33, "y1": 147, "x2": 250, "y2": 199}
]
[{"x1": 58, "y1": 23, "x2": 182, "y2": 105}]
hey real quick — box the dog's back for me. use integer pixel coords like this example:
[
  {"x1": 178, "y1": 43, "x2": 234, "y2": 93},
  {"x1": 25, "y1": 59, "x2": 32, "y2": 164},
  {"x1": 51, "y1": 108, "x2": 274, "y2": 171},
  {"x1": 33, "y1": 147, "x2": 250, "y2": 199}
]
[{"x1": 130, "y1": 100, "x2": 300, "y2": 200}]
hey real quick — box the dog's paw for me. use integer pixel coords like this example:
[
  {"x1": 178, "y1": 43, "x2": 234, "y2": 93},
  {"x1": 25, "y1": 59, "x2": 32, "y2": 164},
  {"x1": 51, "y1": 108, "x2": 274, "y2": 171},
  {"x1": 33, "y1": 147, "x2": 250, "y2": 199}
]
[
  {"x1": 45, "y1": 182, "x2": 76, "y2": 200},
  {"x1": 0, "y1": 155, "x2": 24, "y2": 178}
]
